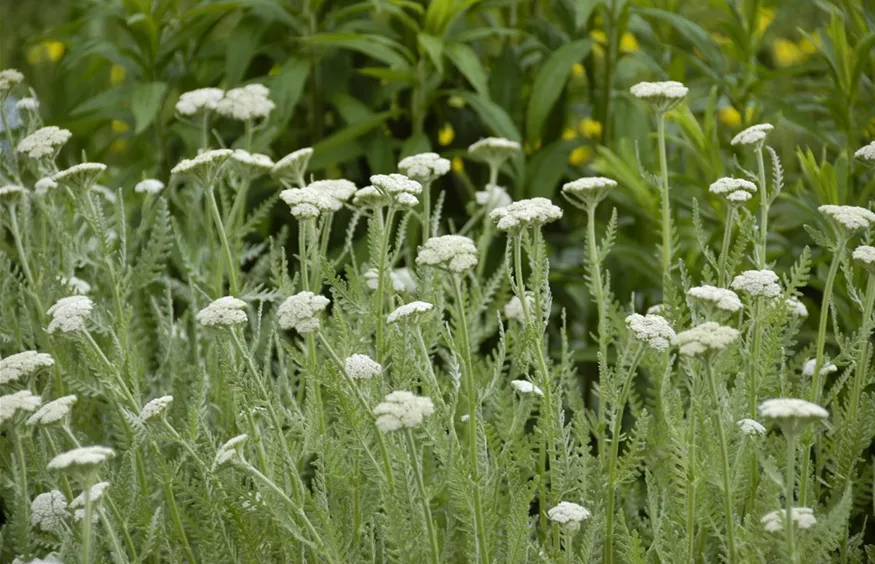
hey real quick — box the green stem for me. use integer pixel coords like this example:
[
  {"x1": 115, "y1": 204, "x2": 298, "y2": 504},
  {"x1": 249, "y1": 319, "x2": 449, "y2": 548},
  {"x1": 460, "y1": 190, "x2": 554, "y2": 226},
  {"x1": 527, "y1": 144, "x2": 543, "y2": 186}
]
[
  {"x1": 657, "y1": 113, "x2": 672, "y2": 278},
  {"x1": 153, "y1": 441, "x2": 197, "y2": 564},
  {"x1": 848, "y1": 275, "x2": 875, "y2": 428},
  {"x1": 375, "y1": 208, "x2": 395, "y2": 361},
  {"x1": 421, "y1": 180, "x2": 432, "y2": 245},
  {"x1": 749, "y1": 298, "x2": 764, "y2": 418},
  {"x1": 200, "y1": 113, "x2": 210, "y2": 150},
  {"x1": 405, "y1": 429, "x2": 440, "y2": 564},
  {"x1": 604, "y1": 345, "x2": 645, "y2": 564},
  {"x1": 8, "y1": 205, "x2": 43, "y2": 310},
  {"x1": 703, "y1": 360, "x2": 737, "y2": 563},
  {"x1": 12, "y1": 430, "x2": 31, "y2": 557},
  {"x1": 756, "y1": 147, "x2": 769, "y2": 268},
  {"x1": 785, "y1": 432, "x2": 798, "y2": 563},
  {"x1": 686, "y1": 414, "x2": 698, "y2": 560},
  {"x1": 587, "y1": 204, "x2": 609, "y2": 456},
  {"x1": 81, "y1": 473, "x2": 95, "y2": 564},
  {"x1": 718, "y1": 206, "x2": 736, "y2": 287},
  {"x1": 97, "y1": 507, "x2": 129, "y2": 564},
  {"x1": 207, "y1": 187, "x2": 239, "y2": 294}
]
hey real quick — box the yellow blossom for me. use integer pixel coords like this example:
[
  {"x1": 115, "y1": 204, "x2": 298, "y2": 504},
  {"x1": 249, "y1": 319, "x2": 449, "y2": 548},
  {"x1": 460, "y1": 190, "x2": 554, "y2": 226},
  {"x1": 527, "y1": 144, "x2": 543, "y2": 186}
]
[
  {"x1": 578, "y1": 118, "x2": 602, "y2": 139},
  {"x1": 568, "y1": 146, "x2": 593, "y2": 166},
  {"x1": 451, "y1": 156, "x2": 464, "y2": 173},
  {"x1": 438, "y1": 123, "x2": 455, "y2": 146},
  {"x1": 571, "y1": 63, "x2": 585, "y2": 79},
  {"x1": 758, "y1": 8, "x2": 775, "y2": 34},
  {"x1": 448, "y1": 95, "x2": 466, "y2": 108},
  {"x1": 562, "y1": 127, "x2": 578, "y2": 141},
  {"x1": 798, "y1": 36, "x2": 818, "y2": 55},
  {"x1": 773, "y1": 38, "x2": 803, "y2": 67},
  {"x1": 524, "y1": 139, "x2": 542, "y2": 155},
  {"x1": 268, "y1": 63, "x2": 281, "y2": 77},
  {"x1": 26, "y1": 41, "x2": 65, "y2": 65},
  {"x1": 111, "y1": 120, "x2": 130, "y2": 134},
  {"x1": 110, "y1": 64, "x2": 126, "y2": 86},
  {"x1": 620, "y1": 32, "x2": 639, "y2": 54},
  {"x1": 110, "y1": 139, "x2": 127, "y2": 153},
  {"x1": 718, "y1": 107, "x2": 742, "y2": 128},
  {"x1": 589, "y1": 30, "x2": 607, "y2": 44},
  {"x1": 45, "y1": 41, "x2": 65, "y2": 62}
]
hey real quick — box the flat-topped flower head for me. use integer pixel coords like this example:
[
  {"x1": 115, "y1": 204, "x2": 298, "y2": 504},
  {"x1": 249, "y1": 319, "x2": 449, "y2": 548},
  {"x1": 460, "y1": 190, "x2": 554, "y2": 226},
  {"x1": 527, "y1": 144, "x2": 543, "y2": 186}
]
[
  {"x1": 0, "y1": 69, "x2": 24, "y2": 96},
  {"x1": 27, "y1": 395, "x2": 76, "y2": 426},
  {"x1": 785, "y1": 296, "x2": 808, "y2": 317},
  {"x1": 709, "y1": 177, "x2": 757, "y2": 205},
  {"x1": 504, "y1": 293, "x2": 535, "y2": 322},
  {"x1": 308, "y1": 179, "x2": 357, "y2": 204},
  {"x1": 737, "y1": 418, "x2": 766, "y2": 435},
  {"x1": 370, "y1": 173, "x2": 422, "y2": 207},
  {"x1": 140, "y1": 395, "x2": 173, "y2": 422},
  {"x1": 364, "y1": 267, "x2": 417, "y2": 293},
  {"x1": 196, "y1": 296, "x2": 247, "y2": 327},
  {"x1": 277, "y1": 291, "x2": 330, "y2": 333},
  {"x1": 630, "y1": 81, "x2": 688, "y2": 113},
  {"x1": 31, "y1": 491, "x2": 68, "y2": 533},
  {"x1": 819, "y1": 205, "x2": 875, "y2": 232},
  {"x1": 35, "y1": 177, "x2": 58, "y2": 195},
  {"x1": 12, "y1": 554, "x2": 64, "y2": 564},
  {"x1": 761, "y1": 507, "x2": 816, "y2": 532},
  {"x1": 731, "y1": 123, "x2": 774, "y2": 147},
  {"x1": 48, "y1": 445, "x2": 115, "y2": 471},
  {"x1": 213, "y1": 434, "x2": 247, "y2": 469},
  {"x1": 387, "y1": 301, "x2": 434, "y2": 324},
  {"x1": 416, "y1": 235, "x2": 478, "y2": 273},
  {"x1": 511, "y1": 379, "x2": 544, "y2": 397},
  {"x1": 58, "y1": 275, "x2": 90, "y2": 295},
  {"x1": 215, "y1": 84, "x2": 274, "y2": 121},
  {"x1": 468, "y1": 137, "x2": 521, "y2": 170},
  {"x1": 345, "y1": 354, "x2": 382, "y2": 380},
  {"x1": 374, "y1": 390, "x2": 435, "y2": 432},
  {"x1": 280, "y1": 186, "x2": 340, "y2": 219},
  {"x1": 398, "y1": 152, "x2": 451, "y2": 184},
  {"x1": 352, "y1": 185, "x2": 388, "y2": 208},
  {"x1": 474, "y1": 184, "x2": 512, "y2": 210},
  {"x1": 17, "y1": 126, "x2": 72, "y2": 160},
  {"x1": 547, "y1": 501, "x2": 592, "y2": 530},
  {"x1": 672, "y1": 322, "x2": 739, "y2": 357},
  {"x1": 759, "y1": 398, "x2": 828, "y2": 426},
  {"x1": 801, "y1": 359, "x2": 837, "y2": 377},
  {"x1": 731, "y1": 269, "x2": 781, "y2": 298},
  {"x1": 626, "y1": 313, "x2": 676, "y2": 352},
  {"x1": 171, "y1": 148, "x2": 233, "y2": 182},
  {"x1": 53, "y1": 163, "x2": 106, "y2": 190},
  {"x1": 134, "y1": 178, "x2": 165, "y2": 195},
  {"x1": 175, "y1": 88, "x2": 224, "y2": 115},
  {"x1": 688, "y1": 285, "x2": 743, "y2": 313},
  {"x1": 47, "y1": 295, "x2": 93, "y2": 334},
  {"x1": 0, "y1": 390, "x2": 42, "y2": 424},
  {"x1": 272, "y1": 147, "x2": 314, "y2": 184},
  {"x1": 853, "y1": 245, "x2": 875, "y2": 273},
  {"x1": 231, "y1": 149, "x2": 274, "y2": 175},
  {"x1": 71, "y1": 482, "x2": 110, "y2": 508},
  {"x1": 1, "y1": 351, "x2": 54, "y2": 384},
  {"x1": 853, "y1": 141, "x2": 875, "y2": 168},
  {"x1": 0, "y1": 184, "x2": 24, "y2": 202},
  {"x1": 490, "y1": 197, "x2": 563, "y2": 231},
  {"x1": 562, "y1": 176, "x2": 617, "y2": 208},
  {"x1": 646, "y1": 304, "x2": 664, "y2": 315},
  {"x1": 16, "y1": 97, "x2": 39, "y2": 112}
]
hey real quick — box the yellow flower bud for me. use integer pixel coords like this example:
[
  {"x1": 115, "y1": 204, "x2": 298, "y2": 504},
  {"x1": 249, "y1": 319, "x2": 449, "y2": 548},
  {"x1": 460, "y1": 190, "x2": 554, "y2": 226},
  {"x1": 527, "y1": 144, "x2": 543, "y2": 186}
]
[
  {"x1": 111, "y1": 120, "x2": 130, "y2": 134},
  {"x1": 718, "y1": 107, "x2": 742, "y2": 128},
  {"x1": 110, "y1": 64, "x2": 126, "y2": 86},
  {"x1": 571, "y1": 63, "x2": 585, "y2": 80},
  {"x1": 620, "y1": 32, "x2": 639, "y2": 54},
  {"x1": 451, "y1": 156, "x2": 464, "y2": 174},
  {"x1": 568, "y1": 146, "x2": 592, "y2": 166},
  {"x1": 578, "y1": 118, "x2": 602, "y2": 139},
  {"x1": 438, "y1": 123, "x2": 455, "y2": 146},
  {"x1": 562, "y1": 127, "x2": 578, "y2": 141}
]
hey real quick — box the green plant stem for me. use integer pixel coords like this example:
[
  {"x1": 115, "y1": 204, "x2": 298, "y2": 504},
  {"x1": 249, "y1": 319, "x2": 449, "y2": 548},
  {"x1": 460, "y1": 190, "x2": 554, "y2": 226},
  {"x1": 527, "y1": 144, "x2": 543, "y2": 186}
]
[
  {"x1": 12, "y1": 430, "x2": 31, "y2": 558},
  {"x1": 200, "y1": 113, "x2": 210, "y2": 150},
  {"x1": 8, "y1": 204, "x2": 43, "y2": 311},
  {"x1": 604, "y1": 345, "x2": 645, "y2": 564},
  {"x1": 97, "y1": 507, "x2": 129, "y2": 564},
  {"x1": 207, "y1": 187, "x2": 239, "y2": 295},
  {"x1": 405, "y1": 429, "x2": 440, "y2": 564},
  {"x1": 800, "y1": 236, "x2": 845, "y2": 505},
  {"x1": 756, "y1": 146, "x2": 769, "y2": 268},
  {"x1": 375, "y1": 208, "x2": 395, "y2": 361},
  {"x1": 587, "y1": 203, "x2": 609, "y2": 456},
  {"x1": 421, "y1": 180, "x2": 432, "y2": 245},
  {"x1": 749, "y1": 298, "x2": 764, "y2": 418},
  {"x1": 848, "y1": 275, "x2": 875, "y2": 427},
  {"x1": 784, "y1": 431, "x2": 798, "y2": 563},
  {"x1": 299, "y1": 220, "x2": 310, "y2": 291},
  {"x1": 151, "y1": 441, "x2": 197, "y2": 563},
  {"x1": 81, "y1": 473, "x2": 95, "y2": 564},
  {"x1": 718, "y1": 206, "x2": 736, "y2": 287},
  {"x1": 451, "y1": 275, "x2": 489, "y2": 564},
  {"x1": 657, "y1": 113, "x2": 672, "y2": 278},
  {"x1": 685, "y1": 414, "x2": 698, "y2": 560},
  {"x1": 703, "y1": 360, "x2": 737, "y2": 564}
]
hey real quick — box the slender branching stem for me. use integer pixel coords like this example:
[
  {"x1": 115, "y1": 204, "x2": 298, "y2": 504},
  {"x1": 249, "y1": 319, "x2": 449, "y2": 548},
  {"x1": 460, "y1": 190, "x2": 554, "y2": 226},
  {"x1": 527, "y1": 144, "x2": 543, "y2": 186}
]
[
  {"x1": 405, "y1": 429, "x2": 440, "y2": 564},
  {"x1": 756, "y1": 146, "x2": 769, "y2": 268},
  {"x1": 703, "y1": 360, "x2": 737, "y2": 564},
  {"x1": 375, "y1": 208, "x2": 395, "y2": 360},
  {"x1": 784, "y1": 431, "x2": 798, "y2": 563},
  {"x1": 718, "y1": 206, "x2": 736, "y2": 287},
  {"x1": 81, "y1": 473, "x2": 95, "y2": 564},
  {"x1": 207, "y1": 186, "x2": 239, "y2": 294},
  {"x1": 586, "y1": 203, "x2": 610, "y2": 456},
  {"x1": 657, "y1": 113, "x2": 672, "y2": 278}
]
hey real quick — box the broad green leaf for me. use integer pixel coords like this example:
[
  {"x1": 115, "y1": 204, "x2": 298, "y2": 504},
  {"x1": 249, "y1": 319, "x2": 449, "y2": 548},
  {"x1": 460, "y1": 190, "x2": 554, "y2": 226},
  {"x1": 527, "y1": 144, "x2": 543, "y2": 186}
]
[
  {"x1": 417, "y1": 33, "x2": 444, "y2": 73},
  {"x1": 225, "y1": 23, "x2": 263, "y2": 86},
  {"x1": 400, "y1": 133, "x2": 431, "y2": 159},
  {"x1": 448, "y1": 90, "x2": 521, "y2": 142},
  {"x1": 525, "y1": 39, "x2": 591, "y2": 145},
  {"x1": 304, "y1": 33, "x2": 411, "y2": 68},
  {"x1": 575, "y1": 0, "x2": 604, "y2": 30},
  {"x1": 271, "y1": 59, "x2": 310, "y2": 123},
  {"x1": 445, "y1": 42, "x2": 488, "y2": 96},
  {"x1": 310, "y1": 110, "x2": 396, "y2": 168},
  {"x1": 635, "y1": 8, "x2": 721, "y2": 68},
  {"x1": 131, "y1": 81, "x2": 168, "y2": 134},
  {"x1": 525, "y1": 141, "x2": 568, "y2": 199}
]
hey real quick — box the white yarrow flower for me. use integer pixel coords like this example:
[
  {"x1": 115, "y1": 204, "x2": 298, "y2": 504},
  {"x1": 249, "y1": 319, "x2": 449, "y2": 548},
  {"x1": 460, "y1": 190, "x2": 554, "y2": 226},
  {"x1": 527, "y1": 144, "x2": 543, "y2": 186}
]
[
  {"x1": 547, "y1": 501, "x2": 592, "y2": 530},
  {"x1": 672, "y1": 322, "x2": 739, "y2": 356},
  {"x1": 345, "y1": 354, "x2": 382, "y2": 380},
  {"x1": 272, "y1": 147, "x2": 313, "y2": 182},
  {"x1": 277, "y1": 292, "x2": 330, "y2": 333},
  {"x1": 630, "y1": 81, "x2": 688, "y2": 113},
  {"x1": 215, "y1": 84, "x2": 274, "y2": 121},
  {"x1": 48, "y1": 446, "x2": 115, "y2": 471},
  {"x1": 16, "y1": 97, "x2": 39, "y2": 112},
  {"x1": 308, "y1": 179, "x2": 357, "y2": 203},
  {"x1": 140, "y1": 395, "x2": 173, "y2": 422},
  {"x1": 688, "y1": 285, "x2": 743, "y2": 313},
  {"x1": 370, "y1": 173, "x2": 422, "y2": 207},
  {"x1": 398, "y1": 152, "x2": 451, "y2": 184},
  {"x1": 468, "y1": 137, "x2": 521, "y2": 167},
  {"x1": 196, "y1": 296, "x2": 248, "y2": 327},
  {"x1": 731, "y1": 270, "x2": 781, "y2": 298},
  {"x1": 171, "y1": 149, "x2": 233, "y2": 178},
  {"x1": 416, "y1": 235, "x2": 478, "y2": 273},
  {"x1": 625, "y1": 313, "x2": 676, "y2": 352},
  {"x1": 58, "y1": 275, "x2": 91, "y2": 295},
  {"x1": 1, "y1": 351, "x2": 54, "y2": 384},
  {"x1": 853, "y1": 245, "x2": 875, "y2": 273},
  {"x1": 0, "y1": 390, "x2": 42, "y2": 424},
  {"x1": 511, "y1": 380, "x2": 544, "y2": 396},
  {"x1": 761, "y1": 507, "x2": 816, "y2": 532},
  {"x1": 758, "y1": 398, "x2": 828, "y2": 423},
  {"x1": 175, "y1": 88, "x2": 224, "y2": 115},
  {"x1": 70, "y1": 481, "x2": 111, "y2": 508},
  {"x1": 374, "y1": 390, "x2": 435, "y2": 433},
  {"x1": 731, "y1": 123, "x2": 774, "y2": 147},
  {"x1": 0, "y1": 69, "x2": 25, "y2": 95},
  {"x1": 387, "y1": 301, "x2": 434, "y2": 324},
  {"x1": 53, "y1": 163, "x2": 107, "y2": 188},
  {"x1": 280, "y1": 187, "x2": 340, "y2": 219},
  {"x1": 30, "y1": 491, "x2": 68, "y2": 533},
  {"x1": 562, "y1": 176, "x2": 617, "y2": 207},
  {"x1": 46, "y1": 295, "x2": 94, "y2": 334},
  {"x1": 26, "y1": 395, "x2": 77, "y2": 426},
  {"x1": 214, "y1": 434, "x2": 248, "y2": 469},
  {"x1": 854, "y1": 141, "x2": 875, "y2": 166},
  {"x1": 490, "y1": 197, "x2": 563, "y2": 231},
  {"x1": 709, "y1": 177, "x2": 757, "y2": 205},
  {"x1": 134, "y1": 178, "x2": 165, "y2": 195},
  {"x1": 16, "y1": 126, "x2": 72, "y2": 159},
  {"x1": 504, "y1": 293, "x2": 535, "y2": 322},
  {"x1": 364, "y1": 267, "x2": 417, "y2": 293},
  {"x1": 818, "y1": 205, "x2": 875, "y2": 232},
  {"x1": 34, "y1": 177, "x2": 58, "y2": 195},
  {"x1": 801, "y1": 359, "x2": 838, "y2": 377},
  {"x1": 474, "y1": 184, "x2": 512, "y2": 210},
  {"x1": 785, "y1": 297, "x2": 809, "y2": 317},
  {"x1": 0, "y1": 184, "x2": 24, "y2": 200},
  {"x1": 231, "y1": 149, "x2": 274, "y2": 172},
  {"x1": 736, "y1": 418, "x2": 766, "y2": 435}
]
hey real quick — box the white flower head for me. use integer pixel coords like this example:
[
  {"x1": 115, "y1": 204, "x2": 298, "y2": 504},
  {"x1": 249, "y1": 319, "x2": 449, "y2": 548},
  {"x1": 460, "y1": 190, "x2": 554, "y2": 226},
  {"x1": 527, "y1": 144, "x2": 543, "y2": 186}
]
[
  {"x1": 370, "y1": 173, "x2": 422, "y2": 207},
  {"x1": 562, "y1": 176, "x2": 617, "y2": 208},
  {"x1": 16, "y1": 97, "x2": 39, "y2": 112},
  {"x1": 853, "y1": 245, "x2": 875, "y2": 275},
  {"x1": 626, "y1": 313, "x2": 676, "y2": 352},
  {"x1": 801, "y1": 359, "x2": 838, "y2": 378},
  {"x1": 758, "y1": 398, "x2": 828, "y2": 425},
  {"x1": 12, "y1": 554, "x2": 64, "y2": 564},
  {"x1": 48, "y1": 446, "x2": 115, "y2": 471},
  {"x1": 213, "y1": 434, "x2": 248, "y2": 469},
  {"x1": 709, "y1": 177, "x2": 757, "y2": 205},
  {"x1": 308, "y1": 179, "x2": 357, "y2": 205},
  {"x1": 416, "y1": 235, "x2": 478, "y2": 273},
  {"x1": 140, "y1": 395, "x2": 173, "y2": 422},
  {"x1": 46, "y1": 295, "x2": 94, "y2": 334},
  {"x1": 785, "y1": 297, "x2": 808, "y2": 318},
  {"x1": 1, "y1": 351, "x2": 54, "y2": 384},
  {"x1": 53, "y1": 162, "x2": 107, "y2": 191},
  {"x1": 854, "y1": 141, "x2": 875, "y2": 167},
  {"x1": 761, "y1": 507, "x2": 816, "y2": 532},
  {"x1": 630, "y1": 81, "x2": 688, "y2": 113},
  {"x1": 231, "y1": 149, "x2": 274, "y2": 175},
  {"x1": 646, "y1": 304, "x2": 664, "y2": 315},
  {"x1": 736, "y1": 418, "x2": 766, "y2": 436},
  {"x1": 70, "y1": 481, "x2": 110, "y2": 508},
  {"x1": 0, "y1": 69, "x2": 25, "y2": 96},
  {"x1": 374, "y1": 390, "x2": 435, "y2": 433},
  {"x1": 731, "y1": 123, "x2": 774, "y2": 147},
  {"x1": 196, "y1": 296, "x2": 248, "y2": 327},
  {"x1": 34, "y1": 177, "x2": 58, "y2": 195},
  {"x1": 398, "y1": 152, "x2": 451, "y2": 184},
  {"x1": 672, "y1": 322, "x2": 739, "y2": 356},
  {"x1": 364, "y1": 267, "x2": 417, "y2": 293},
  {"x1": 688, "y1": 285, "x2": 743, "y2": 313},
  {"x1": 547, "y1": 501, "x2": 592, "y2": 530},
  {"x1": 277, "y1": 291, "x2": 330, "y2": 333},
  {"x1": 17, "y1": 126, "x2": 73, "y2": 160},
  {"x1": 272, "y1": 147, "x2": 314, "y2": 183},
  {"x1": 215, "y1": 84, "x2": 274, "y2": 121},
  {"x1": 511, "y1": 379, "x2": 544, "y2": 396},
  {"x1": 175, "y1": 88, "x2": 224, "y2": 116},
  {"x1": 468, "y1": 137, "x2": 521, "y2": 170},
  {"x1": 731, "y1": 269, "x2": 781, "y2": 298},
  {"x1": 0, "y1": 390, "x2": 42, "y2": 424},
  {"x1": 280, "y1": 187, "x2": 340, "y2": 219},
  {"x1": 345, "y1": 354, "x2": 382, "y2": 380},
  {"x1": 31, "y1": 490, "x2": 68, "y2": 533},
  {"x1": 387, "y1": 301, "x2": 434, "y2": 324},
  {"x1": 27, "y1": 395, "x2": 77, "y2": 426},
  {"x1": 352, "y1": 185, "x2": 388, "y2": 208},
  {"x1": 504, "y1": 293, "x2": 535, "y2": 322},
  {"x1": 490, "y1": 197, "x2": 563, "y2": 231},
  {"x1": 474, "y1": 184, "x2": 512, "y2": 210},
  {"x1": 0, "y1": 184, "x2": 24, "y2": 202},
  {"x1": 134, "y1": 178, "x2": 165, "y2": 195},
  {"x1": 58, "y1": 275, "x2": 91, "y2": 295},
  {"x1": 171, "y1": 149, "x2": 233, "y2": 181},
  {"x1": 819, "y1": 205, "x2": 875, "y2": 232}
]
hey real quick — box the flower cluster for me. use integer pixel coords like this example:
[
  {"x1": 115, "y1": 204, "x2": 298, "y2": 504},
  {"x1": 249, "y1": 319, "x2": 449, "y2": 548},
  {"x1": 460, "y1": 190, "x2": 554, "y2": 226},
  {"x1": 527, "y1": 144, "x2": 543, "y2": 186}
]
[
  {"x1": 171, "y1": 148, "x2": 233, "y2": 178},
  {"x1": 0, "y1": 390, "x2": 42, "y2": 424},
  {"x1": 511, "y1": 380, "x2": 544, "y2": 396},
  {"x1": 630, "y1": 81, "x2": 688, "y2": 113},
  {"x1": 818, "y1": 204, "x2": 875, "y2": 232},
  {"x1": 0, "y1": 350, "x2": 55, "y2": 384},
  {"x1": 761, "y1": 508, "x2": 816, "y2": 532},
  {"x1": 672, "y1": 322, "x2": 739, "y2": 356},
  {"x1": 364, "y1": 267, "x2": 416, "y2": 293},
  {"x1": 308, "y1": 179, "x2": 357, "y2": 204},
  {"x1": 687, "y1": 285, "x2": 743, "y2": 313},
  {"x1": 0, "y1": 68, "x2": 24, "y2": 95},
  {"x1": 17, "y1": 126, "x2": 72, "y2": 159},
  {"x1": 373, "y1": 390, "x2": 435, "y2": 433},
  {"x1": 468, "y1": 137, "x2": 521, "y2": 168},
  {"x1": 277, "y1": 291, "x2": 330, "y2": 333},
  {"x1": 53, "y1": 163, "x2": 107, "y2": 190},
  {"x1": 213, "y1": 434, "x2": 247, "y2": 469},
  {"x1": 855, "y1": 141, "x2": 875, "y2": 166},
  {"x1": 801, "y1": 359, "x2": 837, "y2": 377},
  {"x1": 280, "y1": 186, "x2": 340, "y2": 219},
  {"x1": 140, "y1": 395, "x2": 173, "y2": 422},
  {"x1": 387, "y1": 301, "x2": 434, "y2": 324},
  {"x1": 48, "y1": 446, "x2": 115, "y2": 471},
  {"x1": 31, "y1": 490, "x2": 68, "y2": 533},
  {"x1": 474, "y1": 184, "x2": 512, "y2": 210},
  {"x1": 562, "y1": 176, "x2": 617, "y2": 208},
  {"x1": 731, "y1": 123, "x2": 773, "y2": 147},
  {"x1": 489, "y1": 197, "x2": 563, "y2": 231},
  {"x1": 398, "y1": 152, "x2": 451, "y2": 184},
  {"x1": 134, "y1": 178, "x2": 165, "y2": 195},
  {"x1": 504, "y1": 293, "x2": 535, "y2": 322},
  {"x1": 272, "y1": 147, "x2": 314, "y2": 182},
  {"x1": 370, "y1": 173, "x2": 423, "y2": 208},
  {"x1": 231, "y1": 149, "x2": 274, "y2": 174},
  {"x1": 27, "y1": 395, "x2": 77, "y2": 426},
  {"x1": 196, "y1": 296, "x2": 248, "y2": 327},
  {"x1": 416, "y1": 235, "x2": 478, "y2": 273},
  {"x1": 709, "y1": 177, "x2": 757, "y2": 204},
  {"x1": 215, "y1": 84, "x2": 274, "y2": 121},
  {"x1": 625, "y1": 313, "x2": 676, "y2": 352},
  {"x1": 71, "y1": 482, "x2": 111, "y2": 508},
  {"x1": 547, "y1": 501, "x2": 592, "y2": 530},
  {"x1": 736, "y1": 418, "x2": 766, "y2": 435},
  {"x1": 345, "y1": 354, "x2": 382, "y2": 380},
  {"x1": 47, "y1": 295, "x2": 94, "y2": 334},
  {"x1": 730, "y1": 269, "x2": 781, "y2": 298},
  {"x1": 175, "y1": 88, "x2": 225, "y2": 115},
  {"x1": 758, "y1": 398, "x2": 828, "y2": 423}
]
